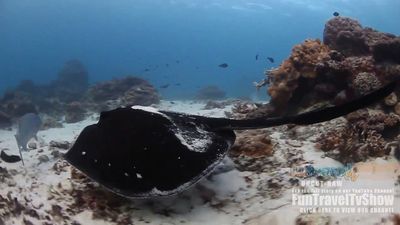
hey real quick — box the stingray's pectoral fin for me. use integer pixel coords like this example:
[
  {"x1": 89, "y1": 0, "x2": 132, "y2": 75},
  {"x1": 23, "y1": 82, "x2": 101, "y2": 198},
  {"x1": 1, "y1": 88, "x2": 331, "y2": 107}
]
[{"x1": 65, "y1": 108, "x2": 235, "y2": 198}]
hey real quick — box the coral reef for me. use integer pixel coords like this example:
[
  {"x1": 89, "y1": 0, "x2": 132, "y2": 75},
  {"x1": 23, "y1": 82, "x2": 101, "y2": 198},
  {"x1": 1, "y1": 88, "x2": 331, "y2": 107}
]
[
  {"x1": 0, "y1": 61, "x2": 160, "y2": 125},
  {"x1": 85, "y1": 76, "x2": 160, "y2": 111},
  {"x1": 254, "y1": 17, "x2": 400, "y2": 117},
  {"x1": 65, "y1": 102, "x2": 86, "y2": 124},
  {"x1": 230, "y1": 130, "x2": 274, "y2": 158},
  {"x1": 196, "y1": 85, "x2": 226, "y2": 100},
  {"x1": 52, "y1": 59, "x2": 89, "y2": 103},
  {"x1": 0, "y1": 111, "x2": 12, "y2": 129},
  {"x1": 317, "y1": 109, "x2": 400, "y2": 163}
]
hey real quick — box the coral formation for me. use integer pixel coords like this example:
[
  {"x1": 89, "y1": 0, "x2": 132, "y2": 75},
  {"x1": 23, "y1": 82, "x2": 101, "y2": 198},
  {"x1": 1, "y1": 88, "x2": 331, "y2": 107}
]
[
  {"x1": 85, "y1": 76, "x2": 160, "y2": 111},
  {"x1": 52, "y1": 59, "x2": 89, "y2": 102},
  {"x1": 196, "y1": 85, "x2": 226, "y2": 100},
  {"x1": 317, "y1": 110, "x2": 400, "y2": 163},
  {"x1": 65, "y1": 102, "x2": 86, "y2": 123},
  {"x1": 254, "y1": 17, "x2": 400, "y2": 117},
  {"x1": 0, "y1": 60, "x2": 159, "y2": 125},
  {"x1": 0, "y1": 111, "x2": 12, "y2": 128},
  {"x1": 230, "y1": 130, "x2": 274, "y2": 158}
]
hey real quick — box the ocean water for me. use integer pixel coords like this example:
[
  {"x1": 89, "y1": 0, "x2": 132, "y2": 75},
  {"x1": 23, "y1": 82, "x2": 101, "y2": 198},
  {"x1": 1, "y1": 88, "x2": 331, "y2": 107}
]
[{"x1": 0, "y1": 0, "x2": 399, "y2": 100}]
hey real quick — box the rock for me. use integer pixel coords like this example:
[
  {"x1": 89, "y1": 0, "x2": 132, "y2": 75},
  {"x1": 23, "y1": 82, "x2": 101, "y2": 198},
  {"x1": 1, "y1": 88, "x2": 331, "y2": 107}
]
[
  {"x1": 395, "y1": 103, "x2": 400, "y2": 115},
  {"x1": 49, "y1": 141, "x2": 70, "y2": 150},
  {"x1": 65, "y1": 102, "x2": 86, "y2": 123},
  {"x1": 295, "y1": 214, "x2": 331, "y2": 225},
  {"x1": 41, "y1": 115, "x2": 63, "y2": 130},
  {"x1": 38, "y1": 155, "x2": 50, "y2": 164},
  {"x1": 27, "y1": 142, "x2": 37, "y2": 150},
  {"x1": 7, "y1": 179, "x2": 16, "y2": 187},
  {"x1": 385, "y1": 92, "x2": 398, "y2": 106},
  {"x1": 230, "y1": 130, "x2": 274, "y2": 158},
  {"x1": 51, "y1": 150, "x2": 63, "y2": 158},
  {"x1": 196, "y1": 85, "x2": 226, "y2": 100},
  {"x1": 0, "y1": 111, "x2": 12, "y2": 129},
  {"x1": 53, "y1": 59, "x2": 89, "y2": 102},
  {"x1": 85, "y1": 76, "x2": 160, "y2": 111},
  {"x1": 323, "y1": 17, "x2": 396, "y2": 56}
]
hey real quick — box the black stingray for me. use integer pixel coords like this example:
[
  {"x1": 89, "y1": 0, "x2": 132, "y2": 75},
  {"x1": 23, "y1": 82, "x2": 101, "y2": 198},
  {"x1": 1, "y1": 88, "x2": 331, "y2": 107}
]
[{"x1": 65, "y1": 81, "x2": 396, "y2": 198}]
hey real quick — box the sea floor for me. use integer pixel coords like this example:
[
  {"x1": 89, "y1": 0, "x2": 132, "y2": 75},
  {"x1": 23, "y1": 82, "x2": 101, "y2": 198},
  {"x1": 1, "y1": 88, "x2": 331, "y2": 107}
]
[{"x1": 0, "y1": 100, "x2": 399, "y2": 225}]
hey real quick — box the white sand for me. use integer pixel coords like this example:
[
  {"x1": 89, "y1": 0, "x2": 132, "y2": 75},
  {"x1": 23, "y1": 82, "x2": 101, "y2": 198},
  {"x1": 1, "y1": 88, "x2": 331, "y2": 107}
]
[{"x1": 0, "y1": 100, "x2": 398, "y2": 225}]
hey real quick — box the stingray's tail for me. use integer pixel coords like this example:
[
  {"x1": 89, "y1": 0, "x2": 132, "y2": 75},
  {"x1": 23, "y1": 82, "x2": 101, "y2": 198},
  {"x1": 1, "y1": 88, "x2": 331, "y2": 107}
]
[{"x1": 212, "y1": 80, "x2": 396, "y2": 130}]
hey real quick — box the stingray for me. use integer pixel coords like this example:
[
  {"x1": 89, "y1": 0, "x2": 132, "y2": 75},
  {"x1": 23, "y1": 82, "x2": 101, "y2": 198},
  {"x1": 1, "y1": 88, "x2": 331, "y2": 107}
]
[{"x1": 65, "y1": 81, "x2": 396, "y2": 198}]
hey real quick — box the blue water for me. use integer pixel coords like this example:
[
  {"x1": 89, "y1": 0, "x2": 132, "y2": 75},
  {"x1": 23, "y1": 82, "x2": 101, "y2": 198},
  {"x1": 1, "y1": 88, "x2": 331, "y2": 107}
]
[{"x1": 1, "y1": 0, "x2": 399, "y2": 100}]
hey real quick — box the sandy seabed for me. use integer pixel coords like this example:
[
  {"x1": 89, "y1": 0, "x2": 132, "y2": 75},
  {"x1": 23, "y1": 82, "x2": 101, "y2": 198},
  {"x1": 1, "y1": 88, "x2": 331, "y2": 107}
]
[{"x1": 0, "y1": 100, "x2": 399, "y2": 225}]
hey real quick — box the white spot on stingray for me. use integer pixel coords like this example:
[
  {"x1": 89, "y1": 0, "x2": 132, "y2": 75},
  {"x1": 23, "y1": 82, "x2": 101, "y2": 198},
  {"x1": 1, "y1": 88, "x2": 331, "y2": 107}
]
[
  {"x1": 173, "y1": 125, "x2": 212, "y2": 153},
  {"x1": 136, "y1": 173, "x2": 142, "y2": 179},
  {"x1": 108, "y1": 163, "x2": 111, "y2": 167},
  {"x1": 178, "y1": 156, "x2": 181, "y2": 160},
  {"x1": 81, "y1": 151, "x2": 86, "y2": 155},
  {"x1": 131, "y1": 106, "x2": 164, "y2": 116},
  {"x1": 94, "y1": 159, "x2": 98, "y2": 163},
  {"x1": 124, "y1": 172, "x2": 129, "y2": 177}
]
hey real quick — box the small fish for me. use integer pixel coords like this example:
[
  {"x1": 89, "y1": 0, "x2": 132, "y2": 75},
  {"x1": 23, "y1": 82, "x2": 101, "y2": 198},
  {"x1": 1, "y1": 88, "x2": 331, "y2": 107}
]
[
  {"x1": 144, "y1": 68, "x2": 150, "y2": 72},
  {"x1": 333, "y1": 12, "x2": 339, "y2": 17},
  {"x1": 267, "y1": 57, "x2": 275, "y2": 63},
  {"x1": 15, "y1": 113, "x2": 42, "y2": 165},
  {"x1": 0, "y1": 150, "x2": 21, "y2": 163},
  {"x1": 255, "y1": 54, "x2": 259, "y2": 61},
  {"x1": 175, "y1": 83, "x2": 181, "y2": 86},
  {"x1": 176, "y1": 60, "x2": 180, "y2": 64},
  {"x1": 218, "y1": 63, "x2": 228, "y2": 68},
  {"x1": 159, "y1": 84, "x2": 170, "y2": 89},
  {"x1": 166, "y1": 64, "x2": 169, "y2": 67}
]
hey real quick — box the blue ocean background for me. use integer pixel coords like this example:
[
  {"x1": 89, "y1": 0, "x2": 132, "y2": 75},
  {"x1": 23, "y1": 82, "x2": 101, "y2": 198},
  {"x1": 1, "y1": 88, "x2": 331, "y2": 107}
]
[{"x1": 1, "y1": 0, "x2": 399, "y2": 100}]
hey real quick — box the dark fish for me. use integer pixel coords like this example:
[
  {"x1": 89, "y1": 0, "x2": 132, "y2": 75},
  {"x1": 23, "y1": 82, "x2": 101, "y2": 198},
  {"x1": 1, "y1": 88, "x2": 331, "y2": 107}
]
[
  {"x1": 218, "y1": 63, "x2": 228, "y2": 68},
  {"x1": 255, "y1": 54, "x2": 259, "y2": 61},
  {"x1": 166, "y1": 64, "x2": 169, "y2": 67},
  {"x1": 175, "y1": 83, "x2": 181, "y2": 86},
  {"x1": 176, "y1": 60, "x2": 180, "y2": 64},
  {"x1": 65, "y1": 81, "x2": 396, "y2": 198},
  {"x1": 159, "y1": 84, "x2": 170, "y2": 89},
  {"x1": 144, "y1": 69, "x2": 150, "y2": 72},
  {"x1": 267, "y1": 57, "x2": 274, "y2": 63},
  {"x1": 333, "y1": 12, "x2": 339, "y2": 17},
  {"x1": 0, "y1": 150, "x2": 21, "y2": 163}
]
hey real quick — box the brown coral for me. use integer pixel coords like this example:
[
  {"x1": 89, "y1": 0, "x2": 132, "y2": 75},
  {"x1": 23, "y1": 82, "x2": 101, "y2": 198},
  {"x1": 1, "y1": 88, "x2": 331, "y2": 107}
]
[
  {"x1": 317, "y1": 110, "x2": 400, "y2": 163},
  {"x1": 230, "y1": 130, "x2": 274, "y2": 158},
  {"x1": 251, "y1": 16, "x2": 400, "y2": 121},
  {"x1": 266, "y1": 39, "x2": 331, "y2": 113},
  {"x1": 351, "y1": 72, "x2": 382, "y2": 96}
]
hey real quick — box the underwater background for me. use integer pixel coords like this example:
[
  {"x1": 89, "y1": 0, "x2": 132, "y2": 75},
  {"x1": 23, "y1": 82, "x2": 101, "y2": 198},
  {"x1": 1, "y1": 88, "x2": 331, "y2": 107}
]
[{"x1": 1, "y1": 0, "x2": 399, "y2": 100}]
